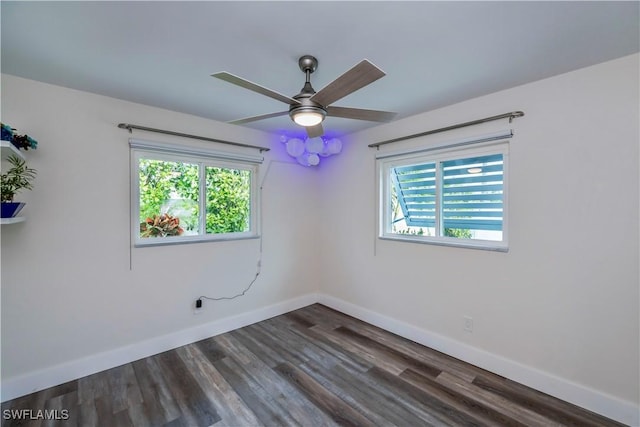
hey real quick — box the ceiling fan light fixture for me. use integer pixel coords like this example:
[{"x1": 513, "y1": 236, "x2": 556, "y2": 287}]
[
  {"x1": 290, "y1": 106, "x2": 326, "y2": 127},
  {"x1": 214, "y1": 55, "x2": 395, "y2": 137}
]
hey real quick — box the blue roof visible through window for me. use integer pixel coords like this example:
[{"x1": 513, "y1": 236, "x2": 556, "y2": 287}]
[
  {"x1": 392, "y1": 162, "x2": 437, "y2": 227},
  {"x1": 392, "y1": 153, "x2": 503, "y2": 231}
]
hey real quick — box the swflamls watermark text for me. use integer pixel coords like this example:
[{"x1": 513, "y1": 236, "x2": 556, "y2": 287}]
[{"x1": 3, "y1": 409, "x2": 70, "y2": 420}]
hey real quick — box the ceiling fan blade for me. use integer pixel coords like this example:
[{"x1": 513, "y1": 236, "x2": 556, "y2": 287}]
[
  {"x1": 306, "y1": 124, "x2": 324, "y2": 138},
  {"x1": 229, "y1": 110, "x2": 289, "y2": 125},
  {"x1": 310, "y1": 60, "x2": 386, "y2": 107},
  {"x1": 212, "y1": 72, "x2": 301, "y2": 106},
  {"x1": 326, "y1": 106, "x2": 397, "y2": 122}
]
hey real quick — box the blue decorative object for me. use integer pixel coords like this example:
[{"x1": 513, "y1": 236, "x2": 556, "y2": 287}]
[
  {"x1": 1, "y1": 202, "x2": 25, "y2": 218},
  {"x1": 1, "y1": 123, "x2": 14, "y2": 141},
  {"x1": 0, "y1": 123, "x2": 38, "y2": 150}
]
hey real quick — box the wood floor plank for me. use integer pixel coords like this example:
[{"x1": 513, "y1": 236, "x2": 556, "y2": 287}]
[
  {"x1": 332, "y1": 312, "x2": 480, "y2": 382},
  {"x1": 437, "y1": 371, "x2": 561, "y2": 426},
  {"x1": 155, "y1": 351, "x2": 221, "y2": 426},
  {"x1": 308, "y1": 305, "x2": 488, "y2": 383},
  {"x1": 210, "y1": 334, "x2": 253, "y2": 366},
  {"x1": 229, "y1": 326, "x2": 288, "y2": 368},
  {"x1": 305, "y1": 304, "x2": 361, "y2": 329},
  {"x1": 260, "y1": 316, "x2": 344, "y2": 371},
  {"x1": 194, "y1": 336, "x2": 227, "y2": 363},
  {"x1": 310, "y1": 324, "x2": 406, "y2": 375},
  {"x1": 334, "y1": 325, "x2": 443, "y2": 378},
  {"x1": 247, "y1": 321, "x2": 310, "y2": 366},
  {"x1": 289, "y1": 305, "x2": 345, "y2": 329},
  {"x1": 77, "y1": 401, "x2": 98, "y2": 427},
  {"x1": 282, "y1": 311, "x2": 317, "y2": 329},
  {"x1": 274, "y1": 361, "x2": 376, "y2": 427},
  {"x1": 105, "y1": 364, "x2": 143, "y2": 414},
  {"x1": 132, "y1": 356, "x2": 182, "y2": 425},
  {"x1": 177, "y1": 344, "x2": 262, "y2": 426},
  {"x1": 211, "y1": 354, "x2": 298, "y2": 426},
  {"x1": 1, "y1": 304, "x2": 625, "y2": 427},
  {"x1": 300, "y1": 359, "x2": 431, "y2": 427},
  {"x1": 77, "y1": 371, "x2": 110, "y2": 406},
  {"x1": 472, "y1": 374, "x2": 627, "y2": 427},
  {"x1": 295, "y1": 362, "x2": 394, "y2": 427},
  {"x1": 125, "y1": 402, "x2": 158, "y2": 427},
  {"x1": 400, "y1": 367, "x2": 526, "y2": 427},
  {"x1": 290, "y1": 322, "x2": 373, "y2": 373},
  {"x1": 93, "y1": 396, "x2": 117, "y2": 427},
  {"x1": 366, "y1": 366, "x2": 482, "y2": 426},
  {"x1": 111, "y1": 408, "x2": 135, "y2": 427},
  {"x1": 214, "y1": 333, "x2": 338, "y2": 426}
]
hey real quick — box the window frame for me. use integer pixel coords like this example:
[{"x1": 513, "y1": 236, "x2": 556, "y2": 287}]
[
  {"x1": 130, "y1": 139, "x2": 261, "y2": 247},
  {"x1": 378, "y1": 140, "x2": 509, "y2": 252}
]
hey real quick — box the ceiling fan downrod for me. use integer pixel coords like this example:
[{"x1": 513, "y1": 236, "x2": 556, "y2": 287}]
[
  {"x1": 298, "y1": 55, "x2": 318, "y2": 94},
  {"x1": 289, "y1": 55, "x2": 326, "y2": 128}
]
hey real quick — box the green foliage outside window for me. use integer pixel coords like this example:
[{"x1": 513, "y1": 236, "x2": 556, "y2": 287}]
[
  {"x1": 205, "y1": 167, "x2": 250, "y2": 234},
  {"x1": 138, "y1": 158, "x2": 251, "y2": 237},
  {"x1": 444, "y1": 228, "x2": 472, "y2": 239}
]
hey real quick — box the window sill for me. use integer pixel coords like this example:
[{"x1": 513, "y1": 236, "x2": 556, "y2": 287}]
[
  {"x1": 379, "y1": 235, "x2": 508, "y2": 252},
  {"x1": 134, "y1": 234, "x2": 260, "y2": 248}
]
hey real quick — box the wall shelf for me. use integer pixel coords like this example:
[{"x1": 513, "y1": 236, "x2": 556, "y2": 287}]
[
  {"x1": 1, "y1": 141, "x2": 25, "y2": 161},
  {"x1": 1, "y1": 217, "x2": 25, "y2": 225}
]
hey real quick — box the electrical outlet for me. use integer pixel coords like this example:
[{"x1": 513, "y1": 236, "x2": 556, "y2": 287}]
[
  {"x1": 193, "y1": 299, "x2": 203, "y2": 315},
  {"x1": 463, "y1": 316, "x2": 473, "y2": 333}
]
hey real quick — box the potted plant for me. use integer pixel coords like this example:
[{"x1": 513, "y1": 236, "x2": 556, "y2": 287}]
[
  {"x1": 1, "y1": 154, "x2": 37, "y2": 218},
  {"x1": 140, "y1": 213, "x2": 184, "y2": 238}
]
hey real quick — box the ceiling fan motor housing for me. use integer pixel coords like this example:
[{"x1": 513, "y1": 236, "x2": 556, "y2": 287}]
[{"x1": 289, "y1": 93, "x2": 327, "y2": 124}]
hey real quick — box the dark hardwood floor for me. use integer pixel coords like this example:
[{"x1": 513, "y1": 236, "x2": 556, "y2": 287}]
[{"x1": 2, "y1": 304, "x2": 626, "y2": 426}]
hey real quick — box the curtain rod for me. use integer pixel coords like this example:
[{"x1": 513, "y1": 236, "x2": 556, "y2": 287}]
[
  {"x1": 368, "y1": 111, "x2": 524, "y2": 149},
  {"x1": 118, "y1": 123, "x2": 270, "y2": 152}
]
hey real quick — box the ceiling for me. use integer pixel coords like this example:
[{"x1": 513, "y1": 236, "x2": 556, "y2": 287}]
[{"x1": 1, "y1": 1, "x2": 638, "y2": 138}]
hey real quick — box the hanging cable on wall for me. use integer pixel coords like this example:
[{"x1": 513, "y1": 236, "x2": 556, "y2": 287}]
[
  {"x1": 195, "y1": 160, "x2": 289, "y2": 308},
  {"x1": 196, "y1": 186, "x2": 264, "y2": 306}
]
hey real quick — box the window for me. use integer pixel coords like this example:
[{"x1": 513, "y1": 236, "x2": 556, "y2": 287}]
[
  {"x1": 379, "y1": 140, "x2": 508, "y2": 251},
  {"x1": 131, "y1": 140, "x2": 261, "y2": 246}
]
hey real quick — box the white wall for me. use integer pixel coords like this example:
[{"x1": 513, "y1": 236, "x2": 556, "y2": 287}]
[
  {"x1": 319, "y1": 54, "x2": 639, "y2": 412},
  {"x1": 0, "y1": 74, "x2": 323, "y2": 392}
]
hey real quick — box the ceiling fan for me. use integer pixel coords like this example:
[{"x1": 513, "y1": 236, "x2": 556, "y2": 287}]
[{"x1": 212, "y1": 55, "x2": 397, "y2": 137}]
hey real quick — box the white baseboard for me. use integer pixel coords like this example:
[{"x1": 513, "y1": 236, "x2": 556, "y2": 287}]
[
  {"x1": 316, "y1": 293, "x2": 639, "y2": 426},
  {"x1": 1, "y1": 293, "x2": 318, "y2": 403},
  {"x1": 3, "y1": 292, "x2": 637, "y2": 426}
]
